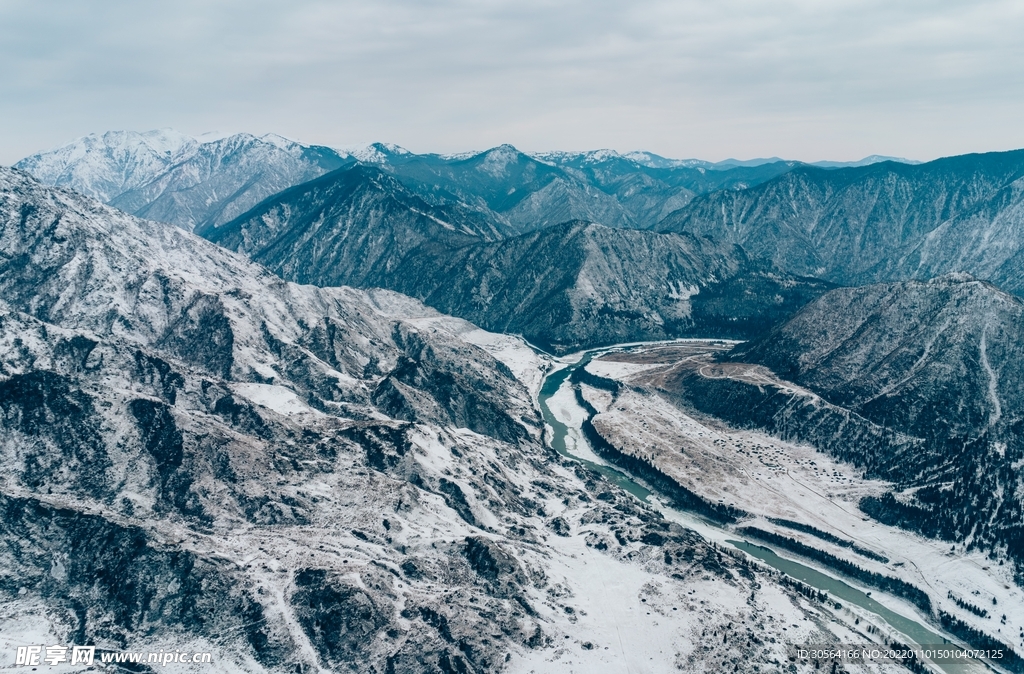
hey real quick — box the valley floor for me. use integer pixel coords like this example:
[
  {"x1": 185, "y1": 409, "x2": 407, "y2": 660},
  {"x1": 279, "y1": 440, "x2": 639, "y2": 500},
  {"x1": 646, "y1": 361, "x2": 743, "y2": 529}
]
[{"x1": 533, "y1": 340, "x2": 1023, "y2": 673}]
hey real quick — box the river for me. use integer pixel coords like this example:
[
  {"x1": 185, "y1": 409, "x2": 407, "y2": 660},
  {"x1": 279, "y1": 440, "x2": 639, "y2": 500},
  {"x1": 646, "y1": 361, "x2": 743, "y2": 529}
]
[{"x1": 536, "y1": 342, "x2": 989, "y2": 674}]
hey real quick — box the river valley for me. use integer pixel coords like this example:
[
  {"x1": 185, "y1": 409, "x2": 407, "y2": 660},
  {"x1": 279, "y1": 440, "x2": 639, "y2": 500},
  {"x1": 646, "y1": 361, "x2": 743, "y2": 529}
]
[{"x1": 535, "y1": 340, "x2": 1019, "y2": 673}]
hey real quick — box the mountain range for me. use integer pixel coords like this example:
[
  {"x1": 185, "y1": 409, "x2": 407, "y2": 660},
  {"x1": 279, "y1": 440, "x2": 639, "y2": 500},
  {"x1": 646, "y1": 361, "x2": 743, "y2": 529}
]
[
  {"x1": 0, "y1": 165, "x2": 882, "y2": 672},
  {"x1": 17, "y1": 130, "x2": 869, "y2": 237},
  {"x1": 658, "y1": 150, "x2": 1024, "y2": 295},
  {"x1": 203, "y1": 162, "x2": 833, "y2": 353},
  {"x1": 359, "y1": 144, "x2": 801, "y2": 233},
  {"x1": 7, "y1": 127, "x2": 1024, "y2": 670},
  {"x1": 19, "y1": 130, "x2": 1024, "y2": 303}
]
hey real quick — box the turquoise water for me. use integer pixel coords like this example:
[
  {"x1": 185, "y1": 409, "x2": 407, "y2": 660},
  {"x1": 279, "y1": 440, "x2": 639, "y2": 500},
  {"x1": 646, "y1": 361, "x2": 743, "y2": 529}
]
[{"x1": 537, "y1": 352, "x2": 651, "y2": 501}]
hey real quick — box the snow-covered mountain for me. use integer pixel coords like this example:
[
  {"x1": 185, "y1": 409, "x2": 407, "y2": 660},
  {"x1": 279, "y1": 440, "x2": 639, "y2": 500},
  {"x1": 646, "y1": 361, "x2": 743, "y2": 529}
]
[
  {"x1": 658, "y1": 149, "x2": 1024, "y2": 295},
  {"x1": 2, "y1": 167, "x2": 876, "y2": 672},
  {"x1": 341, "y1": 141, "x2": 414, "y2": 164},
  {"x1": 15, "y1": 130, "x2": 352, "y2": 231},
  {"x1": 17, "y1": 132, "x2": 808, "y2": 236},
  {"x1": 532, "y1": 150, "x2": 918, "y2": 172},
  {"x1": 14, "y1": 129, "x2": 199, "y2": 202}
]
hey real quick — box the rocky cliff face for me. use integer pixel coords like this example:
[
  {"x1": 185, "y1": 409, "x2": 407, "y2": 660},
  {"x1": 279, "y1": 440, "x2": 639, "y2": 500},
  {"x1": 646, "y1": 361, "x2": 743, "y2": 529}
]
[
  {"x1": 658, "y1": 150, "x2": 1024, "y2": 294},
  {"x1": 0, "y1": 168, "x2": 840, "y2": 672}
]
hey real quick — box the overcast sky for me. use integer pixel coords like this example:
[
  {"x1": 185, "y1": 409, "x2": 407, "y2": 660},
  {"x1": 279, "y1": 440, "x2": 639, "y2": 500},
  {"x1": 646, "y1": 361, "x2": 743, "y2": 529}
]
[{"x1": 2, "y1": 0, "x2": 1023, "y2": 164}]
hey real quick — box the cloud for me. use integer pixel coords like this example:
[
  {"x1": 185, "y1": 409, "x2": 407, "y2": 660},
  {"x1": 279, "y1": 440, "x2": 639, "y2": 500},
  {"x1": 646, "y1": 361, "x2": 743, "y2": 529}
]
[{"x1": 2, "y1": 0, "x2": 1023, "y2": 163}]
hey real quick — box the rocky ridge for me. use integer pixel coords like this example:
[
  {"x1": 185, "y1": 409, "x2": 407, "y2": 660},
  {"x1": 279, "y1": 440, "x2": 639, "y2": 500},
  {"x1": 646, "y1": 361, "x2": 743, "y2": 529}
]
[
  {"x1": 14, "y1": 131, "x2": 352, "y2": 231},
  {"x1": 658, "y1": 150, "x2": 1024, "y2": 294},
  {"x1": 388, "y1": 220, "x2": 834, "y2": 353}
]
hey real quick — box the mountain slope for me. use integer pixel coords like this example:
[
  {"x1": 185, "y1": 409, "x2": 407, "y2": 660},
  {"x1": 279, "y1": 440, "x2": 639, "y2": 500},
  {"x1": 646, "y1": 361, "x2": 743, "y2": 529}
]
[
  {"x1": 15, "y1": 131, "x2": 352, "y2": 231},
  {"x1": 389, "y1": 221, "x2": 834, "y2": 352},
  {"x1": 658, "y1": 150, "x2": 1024, "y2": 293},
  {"x1": 199, "y1": 163, "x2": 507, "y2": 287},
  {"x1": 715, "y1": 276, "x2": 1024, "y2": 573},
  {"x1": 732, "y1": 274, "x2": 1024, "y2": 442}
]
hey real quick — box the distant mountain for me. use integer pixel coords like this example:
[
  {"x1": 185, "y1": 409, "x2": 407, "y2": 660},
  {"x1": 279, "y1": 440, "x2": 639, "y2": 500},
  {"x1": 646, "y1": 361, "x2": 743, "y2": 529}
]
[
  {"x1": 14, "y1": 129, "x2": 199, "y2": 202},
  {"x1": 570, "y1": 153, "x2": 919, "y2": 170},
  {"x1": 199, "y1": 163, "x2": 506, "y2": 288},
  {"x1": 536, "y1": 149, "x2": 708, "y2": 170},
  {"x1": 370, "y1": 144, "x2": 646, "y2": 232},
  {"x1": 15, "y1": 130, "x2": 352, "y2": 230},
  {"x1": 710, "y1": 157, "x2": 788, "y2": 168},
  {"x1": 18, "y1": 132, "x2": 805, "y2": 236},
  {"x1": 658, "y1": 149, "x2": 1024, "y2": 294},
  {"x1": 529, "y1": 151, "x2": 800, "y2": 227},
  {"x1": 368, "y1": 145, "x2": 804, "y2": 233},
  {"x1": 690, "y1": 275, "x2": 1024, "y2": 573},
  {"x1": 342, "y1": 141, "x2": 414, "y2": 164},
  {"x1": 811, "y1": 155, "x2": 921, "y2": 168}
]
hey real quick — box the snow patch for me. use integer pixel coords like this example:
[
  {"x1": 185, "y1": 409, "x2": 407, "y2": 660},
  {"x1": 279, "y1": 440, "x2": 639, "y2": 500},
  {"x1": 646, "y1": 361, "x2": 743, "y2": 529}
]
[{"x1": 232, "y1": 383, "x2": 323, "y2": 417}]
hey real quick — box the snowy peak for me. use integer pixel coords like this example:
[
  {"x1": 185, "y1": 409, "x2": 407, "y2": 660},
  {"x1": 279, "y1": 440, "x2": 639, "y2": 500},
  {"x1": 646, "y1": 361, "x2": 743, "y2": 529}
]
[
  {"x1": 13, "y1": 129, "x2": 199, "y2": 202},
  {"x1": 621, "y1": 150, "x2": 710, "y2": 169},
  {"x1": 256, "y1": 132, "x2": 307, "y2": 153},
  {"x1": 536, "y1": 149, "x2": 704, "y2": 170},
  {"x1": 345, "y1": 141, "x2": 412, "y2": 163},
  {"x1": 17, "y1": 129, "x2": 353, "y2": 231},
  {"x1": 132, "y1": 128, "x2": 197, "y2": 157},
  {"x1": 531, "y1": 149, "x2": 627, "y2": 166},
  {"x1": 474, "y1": 144, "x2": 526, "y2": 177}
]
